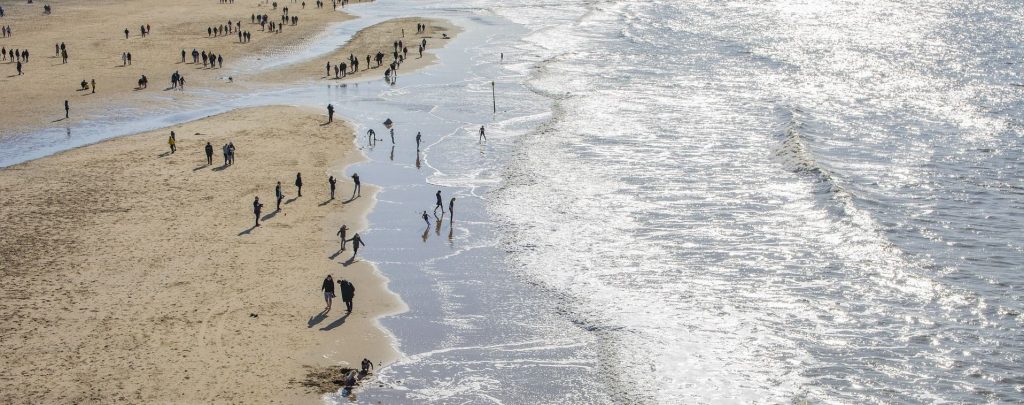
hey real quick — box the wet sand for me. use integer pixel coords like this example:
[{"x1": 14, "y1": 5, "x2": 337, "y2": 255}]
[
  {"x1": 0, "y1": 106, "x2": 404, "y2": 403},
  {"x1": 254, "y1": 17, "x2": 460, "y2": 84},
  {"x1": 0, "y1": 0, "x2": 367, "y2": 136}
]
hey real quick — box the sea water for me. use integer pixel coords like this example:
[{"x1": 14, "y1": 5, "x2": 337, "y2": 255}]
[
  {"x1": 2, "y1": 0, "x2": 1021, "y2": 403},
  {"x1": 358, "y1": 0, "x2": 1024, "y2": 402}
]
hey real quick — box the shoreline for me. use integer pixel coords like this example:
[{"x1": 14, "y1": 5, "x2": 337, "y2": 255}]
[
  {"x1": 0, "y1": 0, "x2": 369, "y2": 139},
  {"x1": 0, "y1": 106, "x2": 404, "y2": 403}
]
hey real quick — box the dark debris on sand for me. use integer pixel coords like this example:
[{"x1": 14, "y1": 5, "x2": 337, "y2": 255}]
[{"x1": 293, "y1": 365, "x2": 366, "y2": 394}]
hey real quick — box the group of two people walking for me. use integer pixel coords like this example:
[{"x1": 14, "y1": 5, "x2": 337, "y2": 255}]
[{"x1": 321, "y1": 275, "x2": 355, "y2": 313}]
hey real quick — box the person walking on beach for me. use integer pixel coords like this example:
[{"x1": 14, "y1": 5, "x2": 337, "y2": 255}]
[
  {"x1": 336, "y1": 224, "x2": 348, "y2": 250},
  {"x1": 348, "y1": 233, "x2": 365, "y2": 258},
  {"x1": 64, "y1": 100, "x2": 69, "y2": 118},
  {"x1": 350, "y1": 173, "x2": 360, "y2": 198},
  {"x1": 275, "y1": 181, "x2": 284, "y2": 211},
  {"x1": 328, "y1": 175, "x2": 337, "y2": 199},
  {"x1": 479, "y1": 125, "x2": 486, "y2": 142},
  {"x1": 90, "y1": 78, "x2": 95, "y2": 94},
  {"x1": 338, "y1": 279, "x2": 355, "y2": 312},
  {"x1": 15, "y1": 60, "x2": 22, "y2": 75},
  {"x1": 227, "y1": 142, "x2": 235, "y2": 165},
  {"x1": 449, "y1": 197, "x2": 455, "y2": 221},
  {"x1": 253, "y1": 196, "x2": 264, "y2": 227},
  {"x1": 222, "y1": 143, "x2": 230, "y2": 166},
  {"x1": 415, "y1": 131, "x2": 422, "y2": 151},
  {"x1": 295, "y1": 172, "x2": 303, "y2": 197},
  {"x1": 327, "y1": 104, "x2": 334, "y2": 123},
  {"x1": 422, "y1": 210, "x2": 430, "y2": 226},
  {"x1": 321, "y1": 275, "x2": 336, "y2": 312},
  {"x1": 124, "y1": 28, "x2": 129, "y2": 39},
  {"x1": 205, "y1": 142, "x2": 214, "y2": 165},
  {"x1": 168, "y1": 132, "x2": 176, "y2": 154},
  {"x1": 433, "y1": 190, "x2": 444, "y2": 216}
]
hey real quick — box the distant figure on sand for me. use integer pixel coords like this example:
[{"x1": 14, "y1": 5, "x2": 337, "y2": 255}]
[
  {"x1": 338, "y1": 279, "x2": 355, "y2": 312},
  {"x1": 321, "y1": 275, "x2": 336, "y2": 312},
  {"x1": 422, "y1": 210, "x2": 429, "y2": 226},
  {"x1": 275, "y1": 181, "x2": 283, "y2": 210},
  {"x1": 433, "y1": 190, "x2": 444, "y2": 216},
  {"x1": 328, "y1": 175, "x2": 337, "y2": 199},
  {"x1": 449, "y1": 197, "x2": 455, "y2": 221},
  {"x1": 348, "y1": 233, "x2": 365, "y2": 258},
  {"x1": 253, "y1": 196, "x2": 264, "y2": 226},
  {"x1": 327, "y1": 104, "x2": 334, "y2": 123},
  {"x1": 168, "y1": 132, "x2": 176, "y2": 154},
  {"x1": 64, "y1": 100, "x2": 69, "y2": 118},
  {"x1": 479, "y1": 125, "x2": 486, "y2": 142},
  {"x1": 295, "y1": 172, "x2": 303, "y2": 197},
  {"x1": 337, "y1": 224, "x2": 348, "y2": 250},
  {"x1": 205, "y1": 142, "x2": 213, "y2": 165},
  {"x1": 416, "y1": 132, "x2": 421, "y2": 150},
  {"x1": 350, "y1": 173, "x2": 360, "y2": 198}
]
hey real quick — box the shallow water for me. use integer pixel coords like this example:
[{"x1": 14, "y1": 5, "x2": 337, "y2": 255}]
[{"x1": 3, "y1": 0, "x2": 1022, "y2": 403}]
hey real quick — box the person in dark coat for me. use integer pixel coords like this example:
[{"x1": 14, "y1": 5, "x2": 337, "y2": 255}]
[
  {"x1": 327, "y1": 104, "x2": 334, "y2": 123},
  {"x1": 295, "y1": 172, "x2": 303, "y2": 197},
  {"x1": 205, "y1": 142, "x2": 214, "y2": 165},
  {"x1": 433, "y1": 190, "x2": 444, "y2": 216},
  {"x1": 337, "y1": 279, "x2": 355, "y2": 312},
  {"x1": 350, "y1": 173, "x2": 360, "y2": 199},
  {"x1": 321, "y1": 275, "x2": 335, "y2": 312},
  {"x1": 336, "y1": 224, "x2": 348, "y2": 250},
  {"x1": 348, "y1": 233, "x2": 365, "y2": 258},
  {"x1": 253, "y1": 196, "x2": 264, "y2": 227},
  {"x1": 275, "y1": 181, "x2": 283, "y2": 211},
  {"x1": 328, "y1": 175, "x2": 337, "y2": 199}
]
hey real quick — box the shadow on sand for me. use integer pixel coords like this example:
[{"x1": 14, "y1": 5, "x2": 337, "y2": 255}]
[
  {"x1": 319, "y1": 312, "x2": 350, "y2": 331},
  {"x1": 237, "y1": 224, "x2": 258, "y2": 236},
  {"x1": 307, "y1": 309, "x2": 329, "y2": 328}
]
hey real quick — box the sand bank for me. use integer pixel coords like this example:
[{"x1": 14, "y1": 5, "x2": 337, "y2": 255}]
[
  {"x1": 0, "y1": 106, "x2": 403, "y2": 403},
  {"x1": 254, "y1": 17, "x2": 460, "y2": 84},
  {"x1": 0, "y1": 0, "x2": 366, "y2": 136}
]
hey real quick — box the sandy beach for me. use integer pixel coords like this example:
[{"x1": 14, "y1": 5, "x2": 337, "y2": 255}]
[
  {"x1": 0, "y1": 0, "x2": 366, "y2": 136},
  {"x1": 0, "y1": 106, "x2": 404, "y2": 403}
]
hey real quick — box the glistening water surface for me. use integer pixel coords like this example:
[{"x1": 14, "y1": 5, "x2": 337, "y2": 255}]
[{"x1": 2, "y1": 0, "x2": 1021, "y2": 403}]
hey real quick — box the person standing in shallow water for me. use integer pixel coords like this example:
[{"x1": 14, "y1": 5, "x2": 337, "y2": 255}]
[
  {"x1": 328, "y1": 175, "x2": 337, "y2": 199},
  {"x1": 479, "y1": 125, "x2": 486, "y2": 142},
  {"x1": 416, "y1": 131, "x2": 422, "y2": 150},
  {"x1": 295, "y1": 172, "x2": 303, "y2": 197},
  {"x1": 449, "y1": 197, "x2": 455, "y2": 221},
  {"x1": 422, "y1": 210, "x2": 430, "y2": 226},
  {"x1": 321, "y1": 275, "x2": 335, "y2": 312},
  {"x1": 433, "y1": 190, "x2": 444, "y2": 216}
]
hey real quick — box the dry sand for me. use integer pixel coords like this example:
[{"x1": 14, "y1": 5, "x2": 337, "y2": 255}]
[
  {"x1": 0, "y1": 106, "x2": 405, "y2": 403},
  {"x1": 254, "y1": 17, "x2": 460, "y2": 84},
  {"x1": 0, "y1": 0, "x2": 367, "y2": 136}
]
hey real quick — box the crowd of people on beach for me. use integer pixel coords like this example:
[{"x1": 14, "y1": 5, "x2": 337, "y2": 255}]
[{"x1": 320, "y1": 23, "x2": 440, "y2": 85}]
